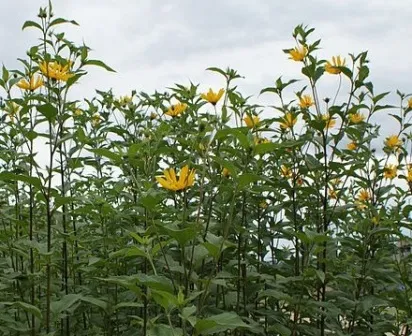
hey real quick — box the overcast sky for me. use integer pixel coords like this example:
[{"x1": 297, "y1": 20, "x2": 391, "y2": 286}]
[{"x1": 1, "y1": 0, "x2": 412, "y2": 133}]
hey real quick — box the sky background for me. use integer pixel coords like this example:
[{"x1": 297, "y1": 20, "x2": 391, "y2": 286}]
[
  {"x1": 1, "y1": 0, "x2": 411, "y2": 244},
  {"x1": 0, "y1": 0, "x2": 412, "y2": 133}
]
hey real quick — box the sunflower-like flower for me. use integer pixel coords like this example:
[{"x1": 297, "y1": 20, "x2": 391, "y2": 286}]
[
  {"x1": 355, "y1": 201, "x2": 367, "y2": 210},
  {"x1": 222, "y1": 167, "x2": 230, "y2": 177},
  {"x1": 280, "y1": 112, "x2": 297, "y2": 130},
  {"x1": 165, "y1": 102, "x2": 188, "y2": 117},
  {"x1": 331, "y1": 178, "x2": 342, "y2": 186},
  {"x1": 156, "y1": 165, "x2": 195, "y2": 191},
  {"x1": 349, "y1": 112, "x2": 365, "y2": 124},
  {"x1": 39, "y1": 60, "x2": 74, "y2": 81},
  {"x1": 254, "y1": 136, "x2": 270, "y2": 145},
  {"x1": 201, "y1": 88, "x2": 225, "y2": 105},
  {"x1": 280, "y1": 165, "x2": 292, "y2": 178},
  {"x1": 91, "y1": 114, "x2": 101, "y2": 127},
  {"x1": 298, "y1": 95, "x2": 314, "y2": 108},
  {"x1": 347, "y1": 142, "x2": 357, "y2": 151},
  {"x1": 4, "y1": 102, "x2": 20, "y2": 122},
  {"x1": 74, "y1": 108, "x2": 83, "y2": 116},
  {"x1": 357, "y1": 189, "x2": 371, "y2": 202},
  {"x1": 322, "y1": 114, "x2": 336, "y2": 129},
  {"x1": 16, "y1": 75, "x2": 44, "y2": 91},
  {"x1": 325, "y1": 56, "x2": 346, "y2": 75},
  {"x1": 383, "y1": 164, "x2": 397, "y2": 180},
  {"x1": 407, "y1": 165, "x2": 412, "y2": 182},
  {"x1": 244, "y1": 115, "x2": 260, "y2": 129},
  {"x1": 288, "y1": 46, "x2": 307, "y2": 62},
  {"x1": 384, "y1": 135, "x2": 402, "y2": 150},
  {"x1": 118, "y1": 95, "x2": 132, "y2": 107}
]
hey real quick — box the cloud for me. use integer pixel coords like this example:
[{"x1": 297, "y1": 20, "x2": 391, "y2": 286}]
[{"x1": 0, "y1": 0, "x2": 411, "y2": 104}]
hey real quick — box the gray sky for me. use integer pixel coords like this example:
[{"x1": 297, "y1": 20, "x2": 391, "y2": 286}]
[{"x1": 1, "y1": 0, "x2": 412, "y2": 132}]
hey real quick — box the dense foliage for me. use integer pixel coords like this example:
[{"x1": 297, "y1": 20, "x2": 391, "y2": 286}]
[{"x1": 1, "y1": 3, "x2": 412, "y2": 336}]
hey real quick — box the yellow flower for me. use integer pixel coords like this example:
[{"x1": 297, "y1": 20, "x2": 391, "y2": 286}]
[
  {"x1": 328, "y1": 188, "x2": 337, "y2": 199},
  {"x1": 16, "y1": 75, "x2": 44, "y2": 91},
  {"x1": 384, "y1": 135, "x2": 402, "y2": 149},
  {"x1": 347, "y1": 142, "x2": 357, "y2": 151},
  {"x1": 39, "y1": 61, "x2": 74, "y2": 82},
  {"x1": 91, "y1": 114, "x2": 101, "y2": 127},
  {"x1": 357, "y1": 189, "x2": 370, "y2": 202},
  {"x1": 288, "y1": 46, "x2": 307, "y2": 62},
  {"x1": 355, "y1": 201, "x2": 367, "y2": 210},
  {"x1": 5, "y1": 102, "x2": 20, "y2": 122},
  {"x1": 322, "y1": 114, "x2": 336, "y2": 129},
  {"x1": 325, "y1": 56, "x2": 346, "y2": 75},
  {"x1": 280, "y1": 112, "x2": 297, "y2": 130},
  {"x1": 156, "y1": 165, "x2": 195, "y2": 191},
  {"x1": 165, "y1": 102, "x2": 187, "y2": 117},
  {"x1": 222, "y1": 167, "x2": 230, "y2": 177},
  {"x1": 407, "y1": 166, "x2": 412, "y2": 182},
  {"x1": 298, "y1": 95, "x2": 314, "y2": 108},
  {"x1": 383, "y1": 164, "x2": 397, "y2": 180},
  {"x1": 74, "y1": 109, "x2": 83, "y2": 116},
  {"x1": 371, "y1": 216, "x2": 379, "y2": 225},
  {"x1": 201, "y1": 88, "x2": 225, "y2": 105},
  {"x1": 349, "y1": 112, "x2": 365, "y2": 124},
  {"x1": 254, "y1": 136, "x2": 270, "y2": 145},
  {"x1": 408, "y1": 97, "x2": 412, "y2": 109},
  {"x1": 244, "y1": 115, "x2": 260, "y2": 129},
  {"x1": 280, "y1": 165, "x2": 292, "y2": 178},
  {"x1": 331, "y1": 178, "x2": 342, "y2": 186},
  {"x1": 259, "y1": 201, "x2": 268, "y2": 209},
  {"x1": 118, "y1": 95, "x2": 132, "y2": 107}
]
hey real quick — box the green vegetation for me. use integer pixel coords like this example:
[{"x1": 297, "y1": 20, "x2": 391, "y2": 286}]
[{"x1": 1, "y1": 3, "x2": 412, "y2": 336}]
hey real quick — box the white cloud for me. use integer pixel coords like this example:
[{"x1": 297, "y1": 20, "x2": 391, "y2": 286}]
[{"x1": 0, "y1": 0, "x2": 411, "y2": 105}]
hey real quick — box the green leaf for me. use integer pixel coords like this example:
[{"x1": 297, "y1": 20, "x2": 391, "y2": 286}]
[
  {"x1": 139, "y1": 192, "x2": 163, "y2": 210},
  {"x1": 372, "y1": 91, "x2": 390, "y2": 104},
  {"x1": 49, "y1": 18, "x2": 79, "y2": 28},
  {"x1": 195, "y1": 312, "x2": 249, "y2": 335},
  {"x1": 206, "y1": 67, "x2": 227, "y2": 78},
  {"x1": 151, "y1": 290, "x2": 178, "y2": 311},
  {"x1": 238, "y1": 173, "x2": 260, "y2": 189},
  {"x1": 2, "y1": 65, "x2": 9, "y2": 82},
  {"x1": 37, "y1": 103, "x2": 58, "y2": 122},
  {"x1": 159, "y1": 225, "x2": 200, "y2": 246},
  {"x1": 22, "y1": 20, "x2": 42, "y2": 31},
  {"x1": 254, "y1": 142, "x2": 278, "y2": 155},
  {"x1": 90, "y1": 148, "x2": 122, "y2": 163},
  {"x1": 51, "y1": 294, "x2": 81, "y2": 315},
  {"x1": 83, "y1": 59, "x2": 116, "y2": 72},
  {"x1": 114, "y1": 302, "x2": 143, "y2": 310},
  {"x1": 212, "y1": 157, "x2": 238, "y2": 176},
  {"x1": 305, "y1": 154, "x2": 322, "y2": 170},
  {"x1": 80, "y1": 296, "x2": 108, "y2": 312},
  {"x1": 2, "y1": 301, "x2": 42, "y2": 320},
  {"x1": 0, "y1": 173, "x2": 43, "y2": 190},
  {"x1": 316, "y1": 270, "x2": 325, "y2": 284},
  {"x1": 54, "y1": 196, "x2": 76, "y2": 209},
  {"x1": 269, "y1": 324, "x2": 291, "y2": 336},
  {"x1": 148, "y1": 324, "x2": 182, "y2": 336},
  {"x1": 260, "y1": 87, "x2": 278, "y2": 95},
  {"x1": 109, "y1": 246, "x2": 147, "y2": 259}
]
